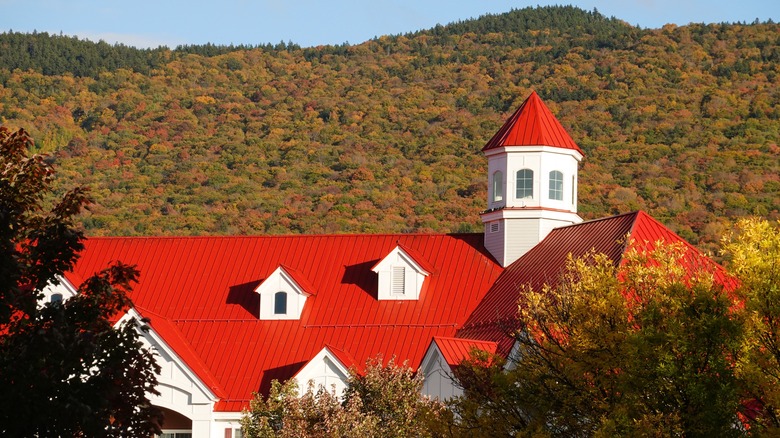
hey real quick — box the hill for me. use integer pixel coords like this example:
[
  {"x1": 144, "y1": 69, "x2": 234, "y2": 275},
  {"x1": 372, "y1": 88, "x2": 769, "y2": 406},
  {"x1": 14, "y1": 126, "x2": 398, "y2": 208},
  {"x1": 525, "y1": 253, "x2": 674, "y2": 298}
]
[{"x1": 0, "y1": 6, "x2": 778, "y2": 255}]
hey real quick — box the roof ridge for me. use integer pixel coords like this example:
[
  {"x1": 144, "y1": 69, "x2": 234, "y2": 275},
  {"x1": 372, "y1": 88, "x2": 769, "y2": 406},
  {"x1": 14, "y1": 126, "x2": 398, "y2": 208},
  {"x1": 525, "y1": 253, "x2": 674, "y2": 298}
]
[
  {"x1": 553, "y1": 211, "x2": 641, "y2": 230},
  {"x1": 83, "y1": 232, "x2": 469, "y2": 240}
]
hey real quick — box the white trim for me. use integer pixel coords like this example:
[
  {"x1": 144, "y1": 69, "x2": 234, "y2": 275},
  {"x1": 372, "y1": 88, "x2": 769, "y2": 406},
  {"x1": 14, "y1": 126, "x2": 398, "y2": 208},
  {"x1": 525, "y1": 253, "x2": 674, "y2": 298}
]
[
  {"x1": 115, "y1": 309, "x2": 218, "y2": 438},
  {"x1": 483, "y1": 145, "x2": 583, "y2": 162},
  {"x1": 116, "y1": 309, "x2": 220, "y2": 404}
]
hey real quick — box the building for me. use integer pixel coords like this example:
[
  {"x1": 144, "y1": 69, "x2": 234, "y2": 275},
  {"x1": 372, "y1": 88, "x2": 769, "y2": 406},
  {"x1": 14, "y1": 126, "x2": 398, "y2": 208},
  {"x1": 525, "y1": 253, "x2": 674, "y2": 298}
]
[{"x1": 41, "y1": 92, "x2": 721, "y2": 437}]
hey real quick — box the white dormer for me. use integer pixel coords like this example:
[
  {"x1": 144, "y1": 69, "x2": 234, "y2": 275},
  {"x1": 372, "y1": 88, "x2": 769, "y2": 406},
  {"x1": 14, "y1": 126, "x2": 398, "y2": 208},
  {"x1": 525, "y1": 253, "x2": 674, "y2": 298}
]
[
  {"x1": 254, "y1": 265, "x2": 315, "y2": 320},
  {"x1": 293, "y1": 345, "x2": 355, "y2": 396},
  {"x1": 38, "y1": 274, "x2": 79, "y2": 307},
  {"x1": 371, "y1": 245, "x2": 431, "y2": 301}
]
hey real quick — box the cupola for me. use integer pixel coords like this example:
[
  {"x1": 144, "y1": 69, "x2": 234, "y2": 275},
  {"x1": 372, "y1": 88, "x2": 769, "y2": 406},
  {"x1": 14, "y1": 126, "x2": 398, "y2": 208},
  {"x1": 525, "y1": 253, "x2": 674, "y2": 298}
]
[{"x1": 481, "y1": 91, "x2": 584, "y2": 267}]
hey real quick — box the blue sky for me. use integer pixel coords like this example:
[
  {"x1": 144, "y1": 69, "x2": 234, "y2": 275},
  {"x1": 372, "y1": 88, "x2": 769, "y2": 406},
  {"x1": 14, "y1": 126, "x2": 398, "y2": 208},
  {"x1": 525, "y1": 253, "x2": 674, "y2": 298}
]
[{"x1": 3, "y1": 0, "x2": 778, "y2": 49}]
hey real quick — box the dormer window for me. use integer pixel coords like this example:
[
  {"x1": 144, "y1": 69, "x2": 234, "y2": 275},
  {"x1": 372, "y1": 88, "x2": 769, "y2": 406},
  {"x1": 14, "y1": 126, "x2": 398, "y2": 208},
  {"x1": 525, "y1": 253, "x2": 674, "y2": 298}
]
[
  {"x1": 372, "y1": 245, "x2": 432, "y2": 301},
  {"x1": 516, "y1": 169, "x2": 533, "y2": 199},
  {"x1": 274, "y1": 292, "x2": 287, "y2": 314},
  {"x1": 38, "y1": 275, "x2": 78, "y2": 309},
  {"x1": 549, "y1": 170, "x2": 563, "y2": 201},
  {"x1": 254, "y1": 265, "x2": 315, "y2": 320}
]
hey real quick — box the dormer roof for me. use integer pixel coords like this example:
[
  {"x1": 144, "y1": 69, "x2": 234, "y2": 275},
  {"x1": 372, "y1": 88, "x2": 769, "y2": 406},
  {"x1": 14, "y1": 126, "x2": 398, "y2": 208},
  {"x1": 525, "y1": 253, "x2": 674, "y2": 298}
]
[
  {"x1": 482, "y1": 91, "x2": 584, "y2": 155},
  {"x1": 292, "y1": 345, "x2": 357, "y2": 395},
  {"x1": 254, "y1": 265, "x2": 315, "y2": 320},
  {"x1": 277, "y1": 264, "x2": 317, "y2": 296},
  {"x1": 371, "y1": 243, "x2": 433, "y2": 276},
  {"x1": 324, "y1": 344, "x2": 362, "y2": 374}
]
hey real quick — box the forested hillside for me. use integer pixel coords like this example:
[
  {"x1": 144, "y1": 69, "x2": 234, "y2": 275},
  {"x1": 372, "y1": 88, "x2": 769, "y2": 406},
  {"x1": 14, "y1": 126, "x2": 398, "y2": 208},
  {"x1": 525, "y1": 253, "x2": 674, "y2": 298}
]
[{"x1": 1, "y1": 6, "x2": 778, "y2": 254}]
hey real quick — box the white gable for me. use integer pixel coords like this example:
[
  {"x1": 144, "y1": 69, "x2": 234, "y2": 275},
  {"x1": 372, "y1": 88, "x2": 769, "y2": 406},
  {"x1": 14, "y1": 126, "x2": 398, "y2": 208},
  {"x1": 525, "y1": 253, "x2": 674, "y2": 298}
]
[
  {"x1": 38, "y1": 275, "x2": 78, "y2": 306},
  {"x1": 419, "y1": 341, "x2": 463, "y2": 400},
  {"x1": 115, "y1": 309, "x2": 219, "y2": 437},
  {"x1": 371, "y1": 246, "x2": 430, "y2": 300},
  {"x1": 254, "y1": 266, "x2": 312, "y2": 320},
  {"x1": 292, "y1": 346, "x2": 351, "y2": 396}
]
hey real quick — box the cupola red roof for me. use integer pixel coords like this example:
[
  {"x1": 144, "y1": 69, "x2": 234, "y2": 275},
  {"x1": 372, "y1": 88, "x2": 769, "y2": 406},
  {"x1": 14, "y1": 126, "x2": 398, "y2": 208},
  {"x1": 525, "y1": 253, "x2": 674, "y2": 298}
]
[{"x1": 482, "y1": 91, "x2": 583, "y2": 155}]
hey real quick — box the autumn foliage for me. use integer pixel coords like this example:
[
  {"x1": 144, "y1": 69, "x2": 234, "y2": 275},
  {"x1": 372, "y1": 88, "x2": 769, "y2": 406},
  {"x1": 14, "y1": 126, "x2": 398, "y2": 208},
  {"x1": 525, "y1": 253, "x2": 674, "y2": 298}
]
[
  {"x1": 0, "y1": 6, "x2": 776, "y2": 256},
  {"x1": 241, "y1": 357, "x2": 444, "y2": 438},
  {"x1": 447, "y1": 220, "x2": 780, "y2": 437}
]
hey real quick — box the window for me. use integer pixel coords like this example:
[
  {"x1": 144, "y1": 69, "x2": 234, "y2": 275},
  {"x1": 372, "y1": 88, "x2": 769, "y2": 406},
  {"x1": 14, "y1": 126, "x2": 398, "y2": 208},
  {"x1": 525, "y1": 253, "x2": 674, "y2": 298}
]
[
  {"x1": 571, "y1": 175, "x2": 575, "y2": 204},
  {"x1": 392, "y1": 266, "x2": 405, "y2": 295},
  {"x1": 224, "y1": 428, "x2": 243, "y2": 438},
  {"x1": 274, "y1": 292, "x2": 287, "y2": 314},
  {"x1": 159, "y1": 433, "x2": 192, "y2": 438},
  {"x1": 492, "y1": 171, "x2": 503, "y2": 202},
  {"x1": 549, "y1": 170, "x2": 563, "y2": 201},
  {"x1": 50, "y1": 293, "x2": 63, "y2": 303},
  {"x1": 516, "y1": 169, "x2": 533, "y2": 199}
]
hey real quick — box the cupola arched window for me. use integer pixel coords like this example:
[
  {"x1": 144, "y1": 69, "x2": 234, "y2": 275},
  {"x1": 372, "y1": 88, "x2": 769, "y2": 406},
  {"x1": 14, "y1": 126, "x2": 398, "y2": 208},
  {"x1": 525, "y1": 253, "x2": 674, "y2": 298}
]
[
  {"x1": 492, "y1": 171, "x2": 503, "y2": 202},
  {"x1": 549, "y1": 170, "x2": 563, "y2": 201},
  {"x1": 516, "y1": 169, "x2": 533, "y2": 199},
  {"x1": 274, "y1": 291, "x2": 287, "y2": 314}
]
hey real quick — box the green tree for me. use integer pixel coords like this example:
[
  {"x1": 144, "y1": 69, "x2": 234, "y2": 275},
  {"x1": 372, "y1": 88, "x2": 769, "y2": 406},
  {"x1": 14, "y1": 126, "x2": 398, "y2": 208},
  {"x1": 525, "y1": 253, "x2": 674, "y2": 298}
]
[
  {"x1": 0, "y1": 127, "x2": 162, "y2": 436},
  {"x1": 450, "y1": 244, "x2": 745, "y2": 437},
  {"x1": 241, "y1": 356, "x2": 444, "y2": 437}
]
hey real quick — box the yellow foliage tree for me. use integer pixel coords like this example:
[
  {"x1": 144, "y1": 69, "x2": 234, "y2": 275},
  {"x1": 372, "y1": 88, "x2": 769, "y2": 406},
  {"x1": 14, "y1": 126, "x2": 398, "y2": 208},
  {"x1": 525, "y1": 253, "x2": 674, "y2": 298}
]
[{"x1": 724, "y1": 218, "x2": 780, "y2": 431}]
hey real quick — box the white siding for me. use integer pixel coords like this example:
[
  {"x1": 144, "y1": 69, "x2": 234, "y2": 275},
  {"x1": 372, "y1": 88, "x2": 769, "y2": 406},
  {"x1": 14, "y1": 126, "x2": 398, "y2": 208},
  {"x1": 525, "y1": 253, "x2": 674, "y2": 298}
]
[
  {"x1": 373, "y1": 247, "x2": 429, "y2": 301},
  {"x1": 504, "y1": 219, "x2": 541, "y2": 267},
  {"x1": 116, "y1": 311, "x2": 217, "y2": 438},
  {"x1": 483, "y1": 220, "x2": 506, "y2": 266},
  {"x1": 420, "y1": 349, "x2": 462, "y2": 400}
]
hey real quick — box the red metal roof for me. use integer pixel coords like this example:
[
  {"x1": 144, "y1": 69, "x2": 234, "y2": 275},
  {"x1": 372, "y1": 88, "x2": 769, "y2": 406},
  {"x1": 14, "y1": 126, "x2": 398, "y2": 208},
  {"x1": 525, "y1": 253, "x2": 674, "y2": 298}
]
[
  {"x1": 482, "y1": 91, "x2": 584, "y2": 155},
  {"x1": 64, "y1": 233, "x2": 502, "y2": 412},
  {"x1": 432, "y1": 336, "x2": 498, "y2": 368},
  {"x1": 456, "y1": 211, "x2": 726, "y2": 356}
]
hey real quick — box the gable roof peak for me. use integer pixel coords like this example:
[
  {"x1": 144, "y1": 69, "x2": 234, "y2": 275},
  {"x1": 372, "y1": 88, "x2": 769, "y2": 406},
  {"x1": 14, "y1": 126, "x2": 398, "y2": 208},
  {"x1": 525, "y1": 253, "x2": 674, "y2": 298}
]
[{"x1": 482, "y1": 91, "x2": 584, "y2": 155}]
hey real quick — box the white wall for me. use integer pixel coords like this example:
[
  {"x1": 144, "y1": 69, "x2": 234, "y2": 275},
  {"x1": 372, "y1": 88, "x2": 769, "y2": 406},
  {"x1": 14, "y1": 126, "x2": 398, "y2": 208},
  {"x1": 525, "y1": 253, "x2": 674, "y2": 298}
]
[{"x1": 420, "y1": 348, "x2": 462, "y2": 401}]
